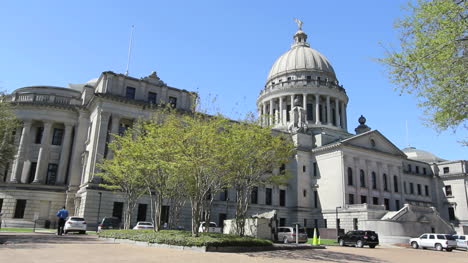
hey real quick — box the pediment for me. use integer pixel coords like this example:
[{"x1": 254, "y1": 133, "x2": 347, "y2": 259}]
[{"x1": 340, "y1": 130, "x2": 407, "y2": 158}]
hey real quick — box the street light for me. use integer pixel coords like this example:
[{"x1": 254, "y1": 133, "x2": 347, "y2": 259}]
[
  {"x1": 96, "y1": 192, "x2": 102, "y2": 232},
  {"x1": 336, "y1": 206, "x2": 341, "y2": 239}
]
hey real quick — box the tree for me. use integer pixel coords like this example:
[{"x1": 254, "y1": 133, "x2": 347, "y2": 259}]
[
  {"x1": 379, "y1": 0, "x2": 467, "y2": 135},
  {"x1": 223, "y1": 114, "x2": 295, "y2": 236},
  {"x1": 0, "y1": 92, "x2": 19, "y2": 174},
  {"x1": 97, "y1": 125, "x2": 147, "y2": 229}
]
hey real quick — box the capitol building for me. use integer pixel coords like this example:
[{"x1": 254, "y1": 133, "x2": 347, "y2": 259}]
[{"x1": 0, "y1": 24, "x2": 466, "y2": 241}]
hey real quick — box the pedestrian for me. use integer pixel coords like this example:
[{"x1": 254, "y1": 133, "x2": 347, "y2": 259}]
[{"x1": 56, "y1": 206, "x2": 69, "y2": 235}]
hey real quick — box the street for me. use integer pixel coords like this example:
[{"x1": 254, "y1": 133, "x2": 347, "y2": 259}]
[{"x1": 0, "y1": 232, "x2": 466, "y2": 263}]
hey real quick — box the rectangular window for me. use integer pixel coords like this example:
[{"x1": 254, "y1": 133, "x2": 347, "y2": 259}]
[
  {"x1": 348, "y1": 194, "x2": 354, "y2": 204},
  {"x1": 313, "y1": 162, "x2": 317, "y2": 177},
  {"x1": 307, "y1": 104, "x2": 313, "y2": 121},
  {"x1": 448, "y1": 207, "x2": 455, "y2": 221},
  {"x1": 410, "y1": 183, "x2": 414, "y2": 194},
  {"x1": 314, "y1": 190, "x2": 318, "y2": 208},
  {"x1": 384, "y1": 198, "x2": 390, "y2": 210},
  {"x1": 218, "y1": 213, "x2": 227, "y2": 227},
  {"x1": 348, "y1": 168, "x2": 353, "y2": 186},
  {"x1": 360, "y1": 170, "x2": 366, "y2": 187},
  {"x1": 279, "y1": 164, "x2": 286, "y2": 175},
  {"x1": 148, "y1": 92, "x2": 157, "y2": 104},
  {"x1": 371, "y1": 172, "x2": 377, "y2": 189},
  {"x1": 27, "y1": 162, "x2": 37, "y2": 184},
  {"x1": 45, "y1": 163, "x2": 58, "y2": 185},
  {"x1": 417, "y1": 184, "x2": 422, "y2": 195},
  {"x1": 286, "y1": 105, "x2": 291, "y2": 121},
  {"x1": 425, "y1": 185, "x2": 429, "y2": 196},
  {"x1": 407, "y1": 164, "x2": 412, "y2": 173},
  {"x1": 52, "y1": 128, "x2": 64, "y2": 145},
  {"x1": 360, "y1": 195, "x2": 367, "y2": 204},
  {"x1": 126, "y1": 87, "x2": 136, "y2": 99},
  {"x1": 323, "y1": 219, "x2": 327, "y2": 228},
  {"x1": 220, "y1": 188, "x2": 228, "y2": 201},
  {"x1": 443, "y1": 167, "x2": 449, "y2": 174},
  {"x1": 302, "y1": 165, "x2": 306, "y2": 172},
  {"x1": 383, "y1": 174, "x2": 388, "y2": 191},
  {"x1": 445, "y1": 185, "x2": 452, "y2": 196},
  {"x1": 137, "y1": 204, "x2": 147, "y2": 222},
  {"x1": 14, "y1": 199, "x2": 27, "y2": 218},
  {"x1": 404, "y1": 182, "x2": 407, "y2": 194},
  {"x1": 251, "y1": 187, "x2": 258, "y2": 204},
  {"x1": 415, "y1": 166, "x2": 419, "y2": 174},
  {"x1": 279, "y1": 189, "x2": 286, "y2": 206},
  {"x1": 393, "y1": 175, "x2": 398, "y2": 193},
  {"x1": 353, "y1": 218, "x2": 358, "y2": 230},
  {"x1": 168, "y1": 96, "x2": 177, "y2": 108},
  {"x1": 35, "y1": 127, "x2": 44, "y2": 144},
  {"x1": 314, "y1": 219, "x2": 318, "y2": 228},
  {"x1": 373, "y1": 197, "x2": 379, "y2": 205},
  {"x1": 161, "y1": 206, "x2": 170, "y2": 224},
  {"x1": 395, "y1": 200, "x2": 400, "y2": 210},
  {"x1": 423, "y1": 168, "x2": 427, "y2": 175},
  {"x1": 279, "y1": 218, "x2": 286, "y2": 227},
  {"x1": 265, "y1": 188, "x2": 272, "y2": 205},
  {"x1": 303, "y1": 219, "x2": 307, "y2": 227},
  {"x1": 112, "y1": 202, "x2": 124, "y2": 220},
  {"x1": 0, "y1": 199, "x2": 3, "y2": 212}
]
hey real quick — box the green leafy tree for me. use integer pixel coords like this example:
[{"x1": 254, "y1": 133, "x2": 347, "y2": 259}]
[
  {"x1": 0, "y1": 93, "x2": 19, "y2": 174},
  {"x1": 379, "y1": 0, "x2": 467, "y2": 135}
]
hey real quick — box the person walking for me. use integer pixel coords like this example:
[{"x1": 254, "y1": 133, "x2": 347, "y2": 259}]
[{"x1": 56, "y1": 206, "x2": 69, "y2": 235}]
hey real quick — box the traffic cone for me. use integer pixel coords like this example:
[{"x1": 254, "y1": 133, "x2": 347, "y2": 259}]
[{"x1": 312, "y1": 228, "x2": 318, "y2": 245}]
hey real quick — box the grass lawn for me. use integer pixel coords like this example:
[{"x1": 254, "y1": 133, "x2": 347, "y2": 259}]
[
  {"x1": 307, "y1": 238, "x2": 338, "y2": 245},
  {"x1": 99, "y1": 229, "x2": 273, "y2": 247}
]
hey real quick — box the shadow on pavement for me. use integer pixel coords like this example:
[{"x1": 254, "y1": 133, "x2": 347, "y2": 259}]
[
  {"x1": 0, "y1": 232, "x2": 111, "y2": 249},
  {"x1": 244, "y1": 248, "x2": 387, "y2": 263}
]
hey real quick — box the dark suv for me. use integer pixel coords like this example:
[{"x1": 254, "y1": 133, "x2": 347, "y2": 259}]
[
  {"x1": 338, "y1": 230, "x2": 379, "y2": 248},
  {"x1": 97, "y1": 217, "x2": 121, "y2": 232}
]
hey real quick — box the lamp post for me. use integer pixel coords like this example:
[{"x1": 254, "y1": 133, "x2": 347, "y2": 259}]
[
  {"x1": 96, "y1": 192, "x2": 102, "y2": 232},
  {"x1": 335, "y1": 206, "x2": 341, "y2": 239}
]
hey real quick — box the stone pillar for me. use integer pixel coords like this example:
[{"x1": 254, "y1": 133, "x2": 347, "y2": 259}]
[
  {"x1": 10, "y1": 120, "x2": 32, "y2": 183},
  {"x1": 326, "y1": 96, "x2": 331, "y2": 125},
  {"x1": 315, "y1": 95, "x2": 321, "y2": 124},
  {"x1": 302, "y1": 93, "x2": 307, "y2": 122},
  {"x1": 56, "y1": 124, "x2": 74, "y2": 185},
  {"x1": 290, "y1": 95, "x2": 294, "y2": 123},
  {"x1": 262, "y1": 103, "x2": 267, "y2": 126},
  {"x1": 89, "y1": 111, "x2": 111, "y2": 183},
  {"x1": 33, "y1": 121, "x2": 53, "y2": 184},
  {"x1": 269, "y1": 99, "x2": 273, "y2": 125},
  {"x1": 106, "y1": 115, "x2": 121, "y2": 159},
  {"x1": 68, "y1": 110, "x2": 90, "y2": 188},
  {"x1": 279, "y1": 96, "x2": 283, "y2": 125},
  {"x1": 335, "y1": 99, "x2": 341, "y2": 128},
  {"x1": 342, "y1": 102, "x2": 347, "y2": 130}
]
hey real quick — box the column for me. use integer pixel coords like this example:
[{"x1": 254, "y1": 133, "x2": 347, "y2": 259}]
[
  {"x1": 290, "y1": 95, "x2": 294, "y2": 123},
  {"x1": 33, "y1": 121, "x2": 53, "y2": 184},
  {"x1": 342, "y1": 102, "x2": 347, "y2": 130},
  {"x1": 10, "y1": 120, "x2": 32, "y2": 183},
  {"x1": 262, "y1": 103, "x2": 267, "y2": 126},
  {"x1": 89, "y1": 111, "x2": 111, "y2": 183},
  {"x1": 269, "y1": 99, "x2": 273, "y2": 125},
  {"x1": 106, "y1": 115, "x2": 121, "y2": 159},
  {"x1": 335, "y1": 99, "x2": 341, "y2": 128},
  {"x1": 68, "y1": 110, "x2": 90, "y2": 188},
  {"x1": 302, "y1": 93, "x2": 307, "y2": 122},
  {"x1": 279, "y1": 96, "x2": 283, "y2": 125},
  {"x1": 56, "y1": 124, "x2": 74, "y2": 185},
  {"x1": 315, "y1": 95, "x2": 321, "y2": 124},
  {"x1": 326, "y1": 96, "x2": 331, "y2": 125}
]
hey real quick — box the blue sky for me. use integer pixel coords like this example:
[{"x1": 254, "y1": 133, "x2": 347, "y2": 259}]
[{"x1": 0, "y1": 0, "x2": 466, "y2": 160}]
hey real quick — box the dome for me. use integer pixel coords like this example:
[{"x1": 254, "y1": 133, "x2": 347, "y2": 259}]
[
  {"x1": 402, "y1": 147, "x2": 446, "y2": 163},
  {"x1": 266, "y1": 30, "x2": 336, "y2": 84}
]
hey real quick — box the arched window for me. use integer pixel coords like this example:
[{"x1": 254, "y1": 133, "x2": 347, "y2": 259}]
[
  {"x1": 360, "y1": 169, "x2": 366, "y2": 187},
  {"x1": 371, "y1": 172, "x2": 377, "y2": 189},
  {"x1": 347, "y1": 167, "x2": 353, "y2": 186}
]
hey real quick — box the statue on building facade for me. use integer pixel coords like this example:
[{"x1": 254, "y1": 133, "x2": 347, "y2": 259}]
[
  {"x1": 294, "y1": 18, "x2": 303, "y2": 31},
  {"x1": 288, "y1": 96, "x2": 308, "y2": 133}
]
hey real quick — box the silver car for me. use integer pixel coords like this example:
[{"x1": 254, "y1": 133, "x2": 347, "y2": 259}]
[
  {"x1": 277, "y1": 226, "x2": 308, "y2": 243},
  {"x1": 452, "y1": 234, "x2": 468, "y2": 250}
]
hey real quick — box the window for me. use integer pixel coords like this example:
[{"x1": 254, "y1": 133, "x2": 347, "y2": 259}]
[
  {"x1": 279, "y1": 218, "x2": 286, "y2": 227},
  {"x1": 126, "y1": 87, "x2": 136, "y2": 99},
  {"x1": 287, "y1": 77, "x2": 292, "y2": 81},
  {"x1": 148, "y1": 92, "x2": 157, "y2": 104},
  {"x1": 218, "y1": 213, "x2": 227, "y2": 227},
  {"x1": 2, "y1": 163, "x2": 9, "y2": 182},
  {"x1": 251, "y1": 187, "x2": 258, "y2": 204},
  {"x1": 161, "y1": 206, "x2": 170, "y2": 224},
  {"x1": 371, "y1": 172, "x2": 377, "y2": 189},
  {"x1": 279, "y1": 189, "x2": 286, "y2": 206},
  {"x1": 445, "y1": 185, "x2": 452, "y2": 196},
  {"x1": 395, "y1": 200, "x2": 400, "y2": 210},
  {"x1": 303, "y1": 189, "x2": 307, "y2": 197},
  {"x1": 353, "y1": 218, "x2": 358, "y2": 230},
  {"x1": 443, "y1": 167, "x2": 449, "y2": 174},
  {"x1": 360, "y1": 195, "x2": 367, "y2": 204},
  {"x1": 407, "y1": 164, "x2": 411, "y2": 173},
  {"x1": 314, "y1": 191, "x2": 318, "y2": 208},
  {"x1": 384, "y1": 198, "x2": 390, "y2": 210},
  {"x1": 323, "y1": 219, "x2": 327, "y2": 228},
  {"x1": 404, "y1": 182, "x2": 407, "y2": 194},
  {"x1": 393, "y1": 175, "x2": 398, "y2": 193},
  {"x1": 168, "y1": 96, "x2": 177, "y2": 108},
  {"x1": 52, "y1": 128, "x2": 64, "y2": 145},
  {"x1": 429, "y1": 235, "x2": 435, "y2": 239},
  {"x1": 417, "y1": 184, "x2": 422, "y2": 195},
  {"x1": 112, "y1": 202, "x2": 124, "y2": 220},
  {"x1": 265, "y1": 188, "x2": 272, "y2": 205},
  {"x1": 137, "y1": 204, "x2": 147, "y2": 222},
  {"x1": 35, "y1": 127, "x2": 44, "y2": 144},
  {"x1": 302, "y1": 165, "x2": 306, "y2": 172},
  {"x1": 420, "y1": 234, "x2": 428, "y2": 239},
  {"x1": 360, "y1": 170, "x2": 366, "y2": 187},
  {"x1": 27, "y1": 162, "x2": 37, "y2": 184},
  {"x1": 349, "y1": 194, "x2": 354, "y2": 204},
  {"x1": 307, "y1": 104, "x2": 313, "y2": 121},
  {"x1": 303, "y1": 219, "x2": 307, "y2": 227},
  {"x1": 314, "y1": 219, "x2": 318, "y2": 228},
  {"x1": 313, "y1": 162, "x2": 318, "y2": 177},
  {"x1": 307, "y1": 76, "x2": 312, "y2": 80},
  {"x1": 14, "y1": 199, "x2": 27, "y2": 218},
  {"x1": 423, "y1": 168, "x2": 427, "y2": 175},
  {"x1": 280, "y1": 164, "x2": 286, "y2": 175},
  {"x1": 448, "y1": 207, "x2": 455, "y2": 221},
  {"x1": 383, "y1": 174, "x2": 388, "y2": 191},
  {"x1": 0, "y1": 199, "x2": 3, "y2": 212},
  {"x1": 347, "y1": 167, "x2": 353, "y2": 186},
  {"x1": 45, "y1": 163, "x2": 58, "y2": 185},
  {"x1": 373, "y1": 197, "x2": 379, "y2": 205},
  {"x1": 415, "y1": 166, "x2": 420, "y2": 174},
  {"x1": 286, "y1": 105, "x2": 291, "y2": 121},
  {"x1": 425, "y1": 185, "x2": 429, "y2": 196},
  {"x1": 410, "y1": 183, "x2": 414, "y2": 194}
]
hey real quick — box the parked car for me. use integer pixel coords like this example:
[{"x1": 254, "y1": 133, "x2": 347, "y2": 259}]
[
  {"x1": 452, "y1": 234, "x2": 468, "y2": 250},
  {"x1": 64, "y1": 216, "x2": 87, "y2": 234},
  {"x1": 409, "y1": 233, "x2": 457, "y2": 251},
  {"x1": 277, "y1": 226, "x2": 308, "y2": 243},
  {"x1": 133, "y1": 221, "x2": 154, "y2": 230},
  {"x1": 98, "y1": 217, "x2": 121, "y2": 232},
  {"x1": 338, "y1": 230, "x2": 379, "y2": 248},
  {"x1": 199, "y1": 222, "x2": 222, "y2": 233}
]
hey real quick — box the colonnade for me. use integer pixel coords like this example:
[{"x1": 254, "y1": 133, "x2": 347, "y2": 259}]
[{"x1": 259, "y1": 94, "x2": 347, "y2": 129}]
